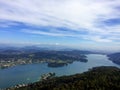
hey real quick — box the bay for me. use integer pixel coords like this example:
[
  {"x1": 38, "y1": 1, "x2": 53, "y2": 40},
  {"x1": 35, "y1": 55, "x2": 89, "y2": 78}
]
[{"x1": 0, "y1": 54, "x2": 120, "y2": 89}]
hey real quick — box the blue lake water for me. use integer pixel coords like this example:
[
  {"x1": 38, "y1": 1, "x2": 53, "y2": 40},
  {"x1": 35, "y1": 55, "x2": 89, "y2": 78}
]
[{"x1": 0, "y1": 54, "x2": 120, "y2": 89}]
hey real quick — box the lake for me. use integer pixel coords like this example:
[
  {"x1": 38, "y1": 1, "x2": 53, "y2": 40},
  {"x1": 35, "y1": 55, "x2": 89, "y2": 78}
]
[{"x1": 0, "y1": 54, "x2": 120, "y2": 89}]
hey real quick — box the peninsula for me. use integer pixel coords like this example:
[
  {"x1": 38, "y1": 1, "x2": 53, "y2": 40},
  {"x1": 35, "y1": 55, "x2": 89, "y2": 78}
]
[{"x1": 0, "y1": 50, "x2": 88, "y2": 69}]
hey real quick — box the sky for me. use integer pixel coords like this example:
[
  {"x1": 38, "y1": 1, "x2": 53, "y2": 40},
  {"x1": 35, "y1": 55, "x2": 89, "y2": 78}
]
[{"x1": 0, "y1": 0, "x2": 120, "y2": 51}]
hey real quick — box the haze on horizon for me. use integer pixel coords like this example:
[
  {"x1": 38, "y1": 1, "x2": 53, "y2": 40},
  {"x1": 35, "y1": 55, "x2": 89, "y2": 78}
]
[{"x1": 0, "y1": 0, "x2": 120, "y2": 51}]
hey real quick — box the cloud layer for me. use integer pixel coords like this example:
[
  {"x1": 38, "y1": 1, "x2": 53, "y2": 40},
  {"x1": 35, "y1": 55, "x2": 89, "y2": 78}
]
[{"x1": 0, "y1": 0, "x2": 120, "y2": 43}]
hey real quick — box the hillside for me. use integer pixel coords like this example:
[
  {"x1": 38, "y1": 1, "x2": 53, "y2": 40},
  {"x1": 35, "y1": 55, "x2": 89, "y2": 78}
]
[
  {"x1": 107, "y1": 52, "x2": 120, "y2": 65},
  {"x1": 9, "y1": 66, "x2": 120, "y2": 90}
]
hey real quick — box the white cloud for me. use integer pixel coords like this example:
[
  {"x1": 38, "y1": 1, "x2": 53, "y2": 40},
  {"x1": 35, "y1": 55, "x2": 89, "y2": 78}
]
[
  {"x1": 21, "y1": 29, "x2": 74, "y2": 37},
  {"x1": 89, "y1": 36, "x2": 112, "y2": 42},
  {"x1": 0, "y1": 0, "x2": 120, "y2": 43}
]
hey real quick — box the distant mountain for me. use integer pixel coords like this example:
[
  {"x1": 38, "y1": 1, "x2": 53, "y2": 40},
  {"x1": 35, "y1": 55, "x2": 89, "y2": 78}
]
[
  {"x1": 10, "y1": 66, "x2": 120, "y2": 90},
  {"x1": 57, "y1": 50, "x2": 93, "y2": 55},
  {"x1": 107, "y1": 52, "x2": 120, "y2": 65},
  {"x1": 0, "y1": 44, "x2": 107, "y2": 54},
  {"x1": 0, "y1": 49, "x2": 24, "y2": 54},
  {"x1": 0, "y1": 44, "x2": 96, "y2": 55}
]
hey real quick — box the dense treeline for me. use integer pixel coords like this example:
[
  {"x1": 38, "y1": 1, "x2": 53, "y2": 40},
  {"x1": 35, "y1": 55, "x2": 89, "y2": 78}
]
[
  {"x1": 107, "y1": 52, "x2": 120, "y2": 65},
  {"x1": 10, "y1": 66, "x2": 120, "y2": 90}
]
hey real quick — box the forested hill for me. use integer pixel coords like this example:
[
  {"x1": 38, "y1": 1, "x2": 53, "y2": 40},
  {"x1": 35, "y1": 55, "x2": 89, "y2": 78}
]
[
  {"x1": 107, "y1": 52, "x2": 120, "y2": 65},
  {"x1": 10, "y1": 66, "x2": 120, "y2": 90}
]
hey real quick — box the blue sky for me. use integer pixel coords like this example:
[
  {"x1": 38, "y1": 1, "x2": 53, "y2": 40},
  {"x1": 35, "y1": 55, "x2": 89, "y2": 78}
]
[{"x1": 0, "y1": 0, "x2": 120, "y2": 51}]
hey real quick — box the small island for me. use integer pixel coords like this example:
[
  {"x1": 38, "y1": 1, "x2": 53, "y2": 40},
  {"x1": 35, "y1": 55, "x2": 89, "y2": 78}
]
[{"x1": 48, "y1": 62, "x2": 68, "y2": 68}]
